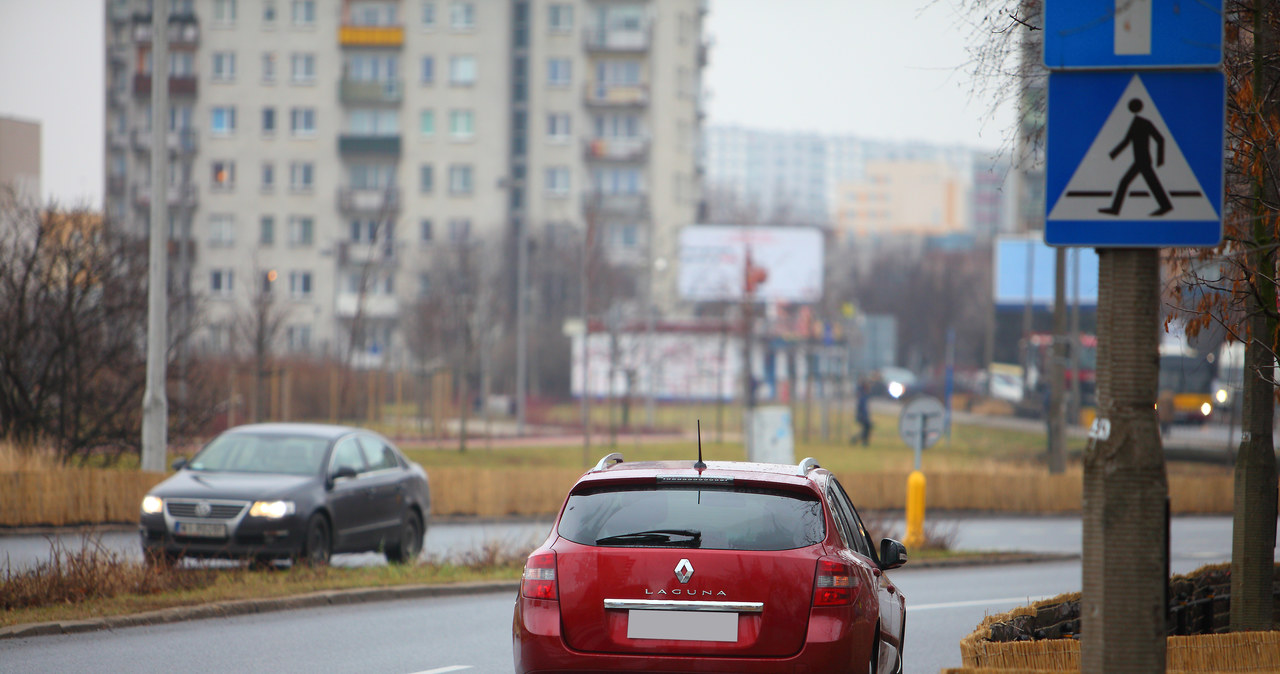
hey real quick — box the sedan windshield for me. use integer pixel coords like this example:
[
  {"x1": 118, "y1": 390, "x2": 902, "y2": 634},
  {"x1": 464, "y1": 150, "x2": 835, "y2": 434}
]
[
  {"x1": 558, "y1": 486, "x2": 825, "y2": 551},
  {"x1": 188, "y1": 433, "x2": 329, "y2": 476}
]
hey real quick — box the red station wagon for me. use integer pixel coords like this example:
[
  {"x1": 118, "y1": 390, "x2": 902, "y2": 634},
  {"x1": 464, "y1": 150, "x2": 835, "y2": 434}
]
[{"x1": 513, "y1": 452, "x2": 908, "y2": 673}]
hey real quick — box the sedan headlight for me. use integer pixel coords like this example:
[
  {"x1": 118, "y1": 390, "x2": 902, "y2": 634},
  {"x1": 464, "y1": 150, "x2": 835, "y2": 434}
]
[
  {"x1": 141, "y1": 495, "x2": 163, "y2": 515},
  {"x1": 249, "y1": 500, "x2": 296, "y2": 519},
  {"x1": 1215, "y1": 388, "x2": 1229, "y2": 404},
  {"x1": 1201, "y1": 402, "x2": 1213, "y2": 417}
]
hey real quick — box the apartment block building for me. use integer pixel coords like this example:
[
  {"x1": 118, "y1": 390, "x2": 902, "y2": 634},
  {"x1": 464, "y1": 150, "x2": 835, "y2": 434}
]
[
  {"x1": 0, "y1": 116, "x2": 41, "y2": 201},
  {"x1": 103, "y1": 0, "x2": 706, "y2": 369}
]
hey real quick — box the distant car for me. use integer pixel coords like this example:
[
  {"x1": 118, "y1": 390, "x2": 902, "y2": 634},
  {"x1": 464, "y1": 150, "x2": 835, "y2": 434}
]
[
  {"x1": 513, "y1": 452, "x2": 908, "y2": 673},
  {"x1": 139, "y1": 423, "x2": 430, "y2": 566}
]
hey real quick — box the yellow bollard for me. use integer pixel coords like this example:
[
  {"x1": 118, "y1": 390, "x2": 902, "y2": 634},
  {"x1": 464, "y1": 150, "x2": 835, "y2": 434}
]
[{"x1": 903, "y1": 470, "x2": 927, "y2": 549}]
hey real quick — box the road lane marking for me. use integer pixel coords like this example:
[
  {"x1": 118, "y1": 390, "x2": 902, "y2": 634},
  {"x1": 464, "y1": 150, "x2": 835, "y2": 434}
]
[
  {"x1": 908, "y1": 595, "x2": 1055, "y2": 612},
  {"x1": 410, "y1": 667, "x2": 473, "y2": 674}
]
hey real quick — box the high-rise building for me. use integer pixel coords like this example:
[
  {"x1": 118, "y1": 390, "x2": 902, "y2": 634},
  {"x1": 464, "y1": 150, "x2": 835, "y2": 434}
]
[
  {"x1": 0, "y1": 116, "x2": 41, "y2": 201},
  {"x1": 103, "y1": 0, "x2": 706, "y2": 368}
]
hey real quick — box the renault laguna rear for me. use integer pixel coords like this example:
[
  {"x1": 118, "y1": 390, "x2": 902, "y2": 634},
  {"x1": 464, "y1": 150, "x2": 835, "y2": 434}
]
[{"x1": 513, "y1": 453, "x2": 907, "y2": 674}]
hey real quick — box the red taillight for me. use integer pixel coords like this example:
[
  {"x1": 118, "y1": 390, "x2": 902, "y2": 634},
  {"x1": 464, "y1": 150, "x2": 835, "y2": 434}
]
[
  {"x1": 521, "y1": 551, "x2": 558, "y2": 600},
  {"x1": 812, "y1": 557, "x2": 855, "y2": 606}
]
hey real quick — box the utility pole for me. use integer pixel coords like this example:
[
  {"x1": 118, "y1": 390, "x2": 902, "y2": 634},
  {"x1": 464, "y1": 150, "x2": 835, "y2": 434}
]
[
  {"x1": 515, "y1": 215, "x2": 527, "y2": 435},
  {"x1": 141, "y1": 0, "x2": 169, "y2": 473},
  {"x1": 1048, "y1": 246, "x2": 1066, "y2": 473}
]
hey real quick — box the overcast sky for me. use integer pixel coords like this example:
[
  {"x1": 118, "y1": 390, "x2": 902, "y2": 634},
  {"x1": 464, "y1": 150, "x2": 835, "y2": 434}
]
[{"x1": 0, "y1": 0, "x2": 1017, "y2": 207}]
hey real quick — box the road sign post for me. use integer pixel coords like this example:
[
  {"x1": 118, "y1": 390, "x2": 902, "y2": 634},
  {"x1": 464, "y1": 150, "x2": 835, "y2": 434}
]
[
  {"x1": 898, "y1": 396, "x2": 945, "y2": 549},
  {"x1": 1043, "y1": 1, "x2": 1222, "y2": 670}
]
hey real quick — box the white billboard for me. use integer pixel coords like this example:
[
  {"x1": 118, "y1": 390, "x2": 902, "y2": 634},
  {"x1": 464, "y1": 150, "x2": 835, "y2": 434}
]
[{"x1": 678, "y1": 225, "x2": 824, "y2": 303}]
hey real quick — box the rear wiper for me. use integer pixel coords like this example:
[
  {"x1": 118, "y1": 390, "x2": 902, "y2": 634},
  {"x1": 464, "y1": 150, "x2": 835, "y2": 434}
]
[{"x1": 596, "y1": 529, "x2": 702, "y2": 547}]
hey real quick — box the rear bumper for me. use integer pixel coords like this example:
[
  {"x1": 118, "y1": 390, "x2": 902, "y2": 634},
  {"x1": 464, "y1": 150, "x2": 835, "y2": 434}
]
[{"x1": 514, "y1": 598, "x2": 869, "y2": 674}]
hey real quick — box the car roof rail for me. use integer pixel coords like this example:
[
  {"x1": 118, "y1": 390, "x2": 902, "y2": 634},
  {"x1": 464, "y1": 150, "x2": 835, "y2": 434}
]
[
  {"x1": 593, "y1": 452, "x2": 624, "y2": 472},
  {"x1": 797, "y1": 457, "x2": 821, "y2": 476}
]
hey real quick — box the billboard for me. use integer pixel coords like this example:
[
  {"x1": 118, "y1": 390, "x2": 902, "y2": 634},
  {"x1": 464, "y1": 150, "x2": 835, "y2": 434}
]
[
  {"x1": 994, "y1": 234, "x2": 1099, "y2": 309},
  {"x1": 678, "y1": 225, "x2": 824, "y2": 303}
]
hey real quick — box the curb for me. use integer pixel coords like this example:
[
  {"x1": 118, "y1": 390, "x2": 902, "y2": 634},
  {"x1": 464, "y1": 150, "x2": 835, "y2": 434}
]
[
  {"x1": 0, "y1": 553, "x2": 1079, "y2": 640},
  {"x1": 0, "y1": 580, "x2": 520, "y2": 640}
]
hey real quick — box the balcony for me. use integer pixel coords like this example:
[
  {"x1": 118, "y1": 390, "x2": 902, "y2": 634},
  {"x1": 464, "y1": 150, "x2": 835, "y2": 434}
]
[
  {"x1": 130, "y1": 127, "x2": 199, "y2": 156},
  {"x1": 583, "y1": 26, "x2": 651, "y2": 52},
  {"x1": 109, "y1": 128, "x2": 129, "y2": 150},
  {"x1": 107, "y1": 174, "x2": 126, "y2": 194},
  {"x1": 132, "y1": 183, "x2": 199, "y2": 210},
  {"x1": 582, "y1": 191, "x2": 649, "y2": 216},
  {"x1": 131, "y1": 13, "x2": 200, "y2": 46},
  {"x1": 584, "y1": 136, "x2": 650, "y2": 162},
  {"x1": 584, "y1": 82, "x2": 649, "y2": 107},
  {"x1": 338, "y1": 187, "x2": 401, "y2": 215},
  {"x1": 339, "y1": 78, "x2": 403, "y2": 104},
  {"x1": 167, "y1": 239, "x2": 198, "y2": 263},
  {"x1": 339, "y1": 24, "x2": 404, "y2": 47},
  {"x1": 338, "y1": 240, "x2": 399, "y2": 267},
  {"x1": 335, "y1": 293, "x2": 400, "y2": 319},
  {"x1": 133, "y1": 74, "x2": 199, "y2": 97},
  {"x1": 338, "y1": 135, "x2": 401, "y2": 156},
  {"x1": 109, "y1": 1, "x2": 131, "y2": 23}
]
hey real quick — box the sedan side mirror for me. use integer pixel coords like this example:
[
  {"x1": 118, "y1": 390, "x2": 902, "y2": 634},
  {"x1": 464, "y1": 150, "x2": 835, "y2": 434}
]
[
  {"x1": 171, "y1": 457, "x2": 188, "y2": 471},
  {"x1": 328, "y1": 465, "x2": 358, "y2": 488},
  {"x1": 880, "y1": 538, "x2": 908, "y2": 570}
]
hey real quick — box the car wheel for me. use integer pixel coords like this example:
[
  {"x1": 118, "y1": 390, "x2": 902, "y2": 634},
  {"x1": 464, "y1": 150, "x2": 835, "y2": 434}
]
[
  {"x1": 385, "y1": 510, "x2": 423, "y2": 565},
  {"x1": 298, "y1": 514, "x2": 331, "y2": 566}
]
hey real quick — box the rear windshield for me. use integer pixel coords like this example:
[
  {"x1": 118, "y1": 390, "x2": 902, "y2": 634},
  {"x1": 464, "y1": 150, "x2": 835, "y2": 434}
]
[{"x1": 557, "y1": 485, "x2": 825, "y2": 551}]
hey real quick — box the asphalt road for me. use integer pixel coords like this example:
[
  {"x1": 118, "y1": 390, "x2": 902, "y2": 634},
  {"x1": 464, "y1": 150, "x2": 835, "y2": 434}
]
[{"x1": 1, "y1": 516, "x2": 1255, "y2": 673}]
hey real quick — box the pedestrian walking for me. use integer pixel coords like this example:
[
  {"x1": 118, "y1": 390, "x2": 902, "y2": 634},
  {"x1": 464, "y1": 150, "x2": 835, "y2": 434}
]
[{"x1": 854, "y1": 380, "x2": 872, "y2": 446}]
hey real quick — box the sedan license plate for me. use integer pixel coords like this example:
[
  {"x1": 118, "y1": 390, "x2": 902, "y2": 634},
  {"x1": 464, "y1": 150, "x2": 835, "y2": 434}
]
[
  {"x1": 174, "y1": 521, "x2": 226, "y2": 538},
  {"x1": 626, "y1": 610, "x2": 738, "y2": 642}
]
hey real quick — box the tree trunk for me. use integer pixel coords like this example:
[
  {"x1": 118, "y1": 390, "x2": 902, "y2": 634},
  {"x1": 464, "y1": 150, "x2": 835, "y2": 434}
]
[
  {"x1": 1231, "y1": 0, "x2": 1279, "y2": 623},
  {"x1": 1082, "y1": 248, "x2": 1168, "y2": 672}
]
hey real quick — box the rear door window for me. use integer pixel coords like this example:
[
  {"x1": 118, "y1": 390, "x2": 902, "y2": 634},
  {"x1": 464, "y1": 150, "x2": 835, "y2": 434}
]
[
  {"x1": 830, "y1": 478, "x2": 876, "y2": 560},
  {"x1": 557, "y1": 485, "x2": 825, "y2": 551}
]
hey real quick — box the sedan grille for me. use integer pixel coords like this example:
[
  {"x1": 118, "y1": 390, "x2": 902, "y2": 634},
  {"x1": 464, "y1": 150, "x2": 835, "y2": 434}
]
[{"x1": 166, "y1": 501, "x2": 247, "y2": 520}]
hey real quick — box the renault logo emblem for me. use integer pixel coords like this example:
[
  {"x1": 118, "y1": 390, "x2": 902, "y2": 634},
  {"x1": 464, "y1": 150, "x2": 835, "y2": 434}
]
[
  {"x1": 674, "y1": 559, "x2": 694, "y2": 584},
  {"x1": 194, "y1": 502, "x2": 212, "y2": 518}
]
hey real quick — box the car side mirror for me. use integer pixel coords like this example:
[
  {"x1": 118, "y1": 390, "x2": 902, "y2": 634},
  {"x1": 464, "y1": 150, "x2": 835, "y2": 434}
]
[
  {"x1": 171, "y1": 457, "x2": 188, "y2": 471},
  {"x1": 328, "y1": 465, "x2": 357, "y2": 487},
  {"x1": 880, "y1": 538, "x2": 908, "y2": 570}
]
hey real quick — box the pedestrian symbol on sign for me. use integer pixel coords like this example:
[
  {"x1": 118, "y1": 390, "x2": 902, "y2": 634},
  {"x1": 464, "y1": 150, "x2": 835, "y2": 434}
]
[{"x1": 1047, "y1": 74, "x2": 1218, "y2": 224}]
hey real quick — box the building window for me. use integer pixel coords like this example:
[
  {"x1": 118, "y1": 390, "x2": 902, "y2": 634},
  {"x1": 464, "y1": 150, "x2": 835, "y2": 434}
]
[
  {"x1": 548, "y1": 4, "x2": 573, "y2": 31},
  {"x1": 212, "y1": 160, "x2": 236, "y2": 189},
  {"x1": 290, "y1": 162, "x2": 314, "y2": 191},
  {"x1": 617, "y1": 223, "x2": 639, "y2": 248},
  {"x1": 212, "y1": 52, "x2": 236, "y2": 81},
  {"x1": 260, "y1": 215, "x2": 275, "y2": 245},
  {"x1": 290, "y1": 53, "x2": 316, "y2": 83},
  {"x1": 547, "y1": 58, "x2": 571, "y2": 87},
  {"x1": 546, "y1": 167, "x2": 570, "y2": 196},
  {"x1": 262, "y1": 106, "x2": 276, "y2": 134},
  {"x1": 263, "y1": 0, "x2": 277, "y2": 25},
  {"x1": 419, "y1": 110, "x2": 435, "y2": 137},
  {"x1": 213, "y1": 0, "x2": 237, "y2": 24},
  {"x1": 447, "y1": 218, "x2": 470, "y2": 242},
  {"x1": 449, "y1": 109, "x2": 474, "y2": 140},
  {"x1": 417, "y1": 272, "x2": 430, "y2": 296},
  {"x1": 547, "y1": 112, "x2": 570, "y2": 141},
  {"x1": 348, "y1": 163, "x2": 394, "y2": 190},
  {"x1": 286, "y1": 324, "x2": 312, "y2": 352},
  {"x1": 260, "y1": 270, "x2": 276, "y2": 296},
  {"x1": 288, "y1": 216, "x2": 314, "y2": 246},
  {"x1": 210, "y1": 269, "x2": 235, "y2": 297},
  {"x1": 350, "y1": 2, "x2": 397, "y2": 26},
  {"x1": 262, "y1": 52, "x2": 276, "y2": 82},
  {"x1": 211, "y1": 106, "x2": 237, "y2": 135},
  {"x1": 261, "y1": 162, "x2": 275, "y2": 190},
  {"x1": 345, "y1": 53, "x2": 399, "y2": 82},
  {"x1": 449, "y1": 56, "x2": 476, "y2": 86},
  {"x1": 419, "y1": 218, "x2": 433, "y2": 243},
  {"x1": 290, "y1": 107, "x2": 316, "y2": 136},
  {"x1": 170, "y1": 51, "x2": 195, "y2": 77},
  {"x1": 596, "y1": 59, "x2": 641, "y2": 86},
  {"x1": 419, "y1": 164, "x2": 433, "y2": 193},
  {"x1": 450, "y1": 1, "x2": 474, "y2": 30},
  {"x1": 448, "y1": 165, "x2": 473, "y2": 195},
  {"x1": 421, "y1": 1, "x2": 435, "y2": 28},
  {"x1": 349, "y1": 218, "x2": 378, "y2": 243},
  {"x1": 593, "y1": 167, "x2": 642, "y2": 194},
  {"x1": 289, "y1": 271, "x2": 313, "y2": 299},
  {"x1": 291, "y1": 0, "x2": 316, "y2": 26},
  {"x1": 209, "y1": 213, "x2": 235, "y2": 247},
  {"x1": 420, "y1": 56, "x2": 434, "y2": 84}
]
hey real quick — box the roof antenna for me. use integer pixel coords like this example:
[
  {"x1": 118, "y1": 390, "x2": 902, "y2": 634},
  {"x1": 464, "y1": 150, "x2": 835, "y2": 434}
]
[{"x1": 694, "y1": 420, "x2": 706, "y2": 470}]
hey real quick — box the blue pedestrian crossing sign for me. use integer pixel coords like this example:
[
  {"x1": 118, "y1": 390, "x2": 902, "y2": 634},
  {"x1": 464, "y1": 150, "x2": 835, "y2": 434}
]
[
  {"x1": 1044, "y1": 0, "x2": 1223, "y2": 70},
  {"x1": 1045, "y1": 70, "x2": 1224, "y2": 247}
]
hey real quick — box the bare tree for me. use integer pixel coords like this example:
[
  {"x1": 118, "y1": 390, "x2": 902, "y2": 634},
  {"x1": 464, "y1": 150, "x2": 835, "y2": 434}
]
[{"x1": 233, "y1": 262, "x2": 292, "y2": 422}]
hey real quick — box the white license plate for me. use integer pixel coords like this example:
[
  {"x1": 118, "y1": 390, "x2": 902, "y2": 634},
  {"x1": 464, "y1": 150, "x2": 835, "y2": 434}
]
[
  {"x1": 174, "y1": 521, "x2": 226, "y2": 538},
  {"x1": 626, "y1": 610, "x2": 738, "y2": 642}
]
